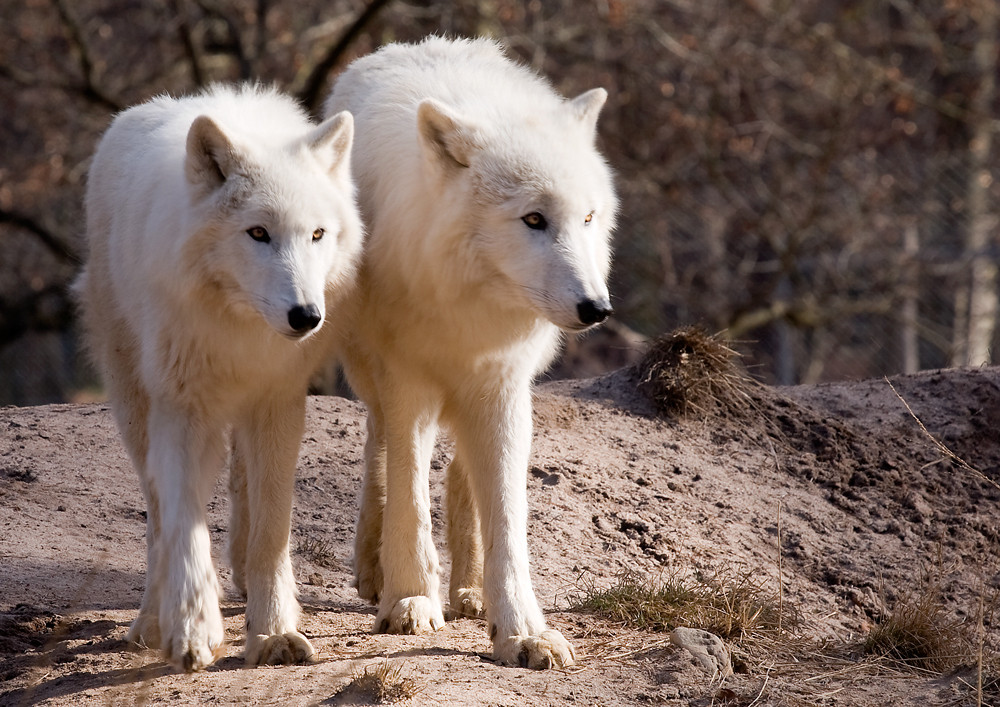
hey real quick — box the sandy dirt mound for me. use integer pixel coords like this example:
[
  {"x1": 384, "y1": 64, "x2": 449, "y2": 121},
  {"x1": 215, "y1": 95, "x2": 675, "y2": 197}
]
[{"x1": 1, "y1": 363, "x2": 998, "y2": 705}]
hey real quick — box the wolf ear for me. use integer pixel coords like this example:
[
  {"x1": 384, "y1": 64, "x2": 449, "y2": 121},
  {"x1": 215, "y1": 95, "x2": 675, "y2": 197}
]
[
  {"x1": 308, "y1": 110, "x2": 354, "y2": 179},
  {"x1": 185, "y1": 115, "x2": 243, "y2": 193},
  {"x1": 417, "y1": 98, "x2": 479, "y2": 169},
  {"x1": 569, "y1": 88, "x2": 608, "y2": 137}
]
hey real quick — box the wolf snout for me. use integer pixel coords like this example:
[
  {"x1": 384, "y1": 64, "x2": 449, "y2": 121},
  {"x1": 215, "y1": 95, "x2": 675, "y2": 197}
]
[
  {"x1": 287, "y1": 304, "x2": 322, "y2": 334},
  {"x1": 576, "y1": 298, "x2": 613, "y2": 327}
]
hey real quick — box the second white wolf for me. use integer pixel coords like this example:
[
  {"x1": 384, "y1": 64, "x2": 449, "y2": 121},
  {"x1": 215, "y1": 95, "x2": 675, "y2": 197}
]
[
  {"x1": 76, "y1": 84, "x2": 362, "y2": 671},
  {"x1": 325, "y1": 37, "x2": 617, "y2": 669}
]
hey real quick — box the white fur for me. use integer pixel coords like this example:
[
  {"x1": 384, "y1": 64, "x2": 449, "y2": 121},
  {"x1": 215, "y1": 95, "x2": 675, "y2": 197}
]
[
  {"x1": 324, "y1": 37, "x2": 616, "y2": 669},
  {"x1": 75, "y1": 84, "x2": 363, "y2": 672}
]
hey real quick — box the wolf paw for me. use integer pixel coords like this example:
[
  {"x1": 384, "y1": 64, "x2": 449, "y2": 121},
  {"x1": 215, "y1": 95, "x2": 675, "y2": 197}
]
[
  {"x1": 245, "y1": 631, "x2": 317, "y2": 666},
  {"x1": 375, "y1": 596, "x2": 445, "y2": 634},
  {"x1": 354, "y1": 563, "x2": 383, "y2": 605},
  {"x1": 161, "y1": 600, "x2": 226, "y2": 672},
  {"x1": 231, "y1": 567, "x2": 248, "y2": 599},
  {"x1": 494, "y1": 629, "x2": 576, "y2": 670},
  {"x1": 163, "y1": 622, "x2": 226, "y2": 672},
  {"x1": 126, "y1": 611, "x2": 162, "y2": 650},
  {"x1": 448, "y1": 587, "x2": 485, "y2": 619}
]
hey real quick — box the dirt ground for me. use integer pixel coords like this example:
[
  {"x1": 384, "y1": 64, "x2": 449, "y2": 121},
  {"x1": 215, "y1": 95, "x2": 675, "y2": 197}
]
[{"x1": 1, "y1": 359, "x2": 999, "y2": 706}]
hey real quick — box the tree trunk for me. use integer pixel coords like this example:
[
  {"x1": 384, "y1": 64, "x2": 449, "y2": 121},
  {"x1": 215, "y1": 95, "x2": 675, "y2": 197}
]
[
  {"x1": 958, "y1": 0, "x2": 999, "y2": 366},
  {"x1": 901, "y1": 223, "x2": 920, "y2": 374}
]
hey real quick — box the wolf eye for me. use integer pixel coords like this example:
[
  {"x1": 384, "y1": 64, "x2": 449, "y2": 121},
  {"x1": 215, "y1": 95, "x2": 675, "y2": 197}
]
[
  {"x1": 247, "y1": 226, "x2": 270, "y2": 243},
  {"x1": 584, "y1": 212, "x2": 593, "y2": 225},
  {"x1": 522, "y1": 212, "x2": 548, "y2": 230},
  {"x1": 312, "y1": 228, "x2": 325, "y2": 242}
]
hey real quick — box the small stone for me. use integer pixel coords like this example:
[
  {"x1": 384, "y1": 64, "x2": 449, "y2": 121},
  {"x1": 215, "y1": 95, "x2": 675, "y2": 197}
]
[{"x1": 670, "y1": 627, "x2": 733, "y2": 679}]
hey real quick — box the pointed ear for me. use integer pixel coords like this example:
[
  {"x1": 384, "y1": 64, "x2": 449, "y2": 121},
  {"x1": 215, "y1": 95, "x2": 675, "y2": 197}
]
[
  {"x1": 569, "y1": 88, "x2": 607, "y2": 136},
  {"x1": 308, "y1": 110, "x2": 353, "y2": 178},
  {"x1": 417, "y1": 98, "x2": 479, "y2": 169},
  {"x1": 185, "y1": 115, "x2": 243, "y2": 193}
]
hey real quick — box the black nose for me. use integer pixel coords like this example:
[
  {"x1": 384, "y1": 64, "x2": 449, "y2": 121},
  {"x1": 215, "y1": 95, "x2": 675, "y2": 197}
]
[
  {"x1": 287, "y1": 304, "x2": 322, "y2": 333},
  {"x1": 576, "y1": 298, "x2": 613, "y2": 326}
]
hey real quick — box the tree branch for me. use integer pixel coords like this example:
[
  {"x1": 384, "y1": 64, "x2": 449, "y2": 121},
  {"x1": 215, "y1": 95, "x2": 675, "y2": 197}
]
[
  {"x1": 0, "y1": 208, "x2": 81, "y2": 266},
  {"x1": 193, "y1": 0, "x2": 252, "y2": 79},
  {"x1": 297, "y1": 0, "x2": 395, "y2": 114},
  {"x1": 169, "y1": 0, "x2": 207, "y2": 87},
  {"x1": 52, "y1": 0, "x2": 123, "y2": 112}
]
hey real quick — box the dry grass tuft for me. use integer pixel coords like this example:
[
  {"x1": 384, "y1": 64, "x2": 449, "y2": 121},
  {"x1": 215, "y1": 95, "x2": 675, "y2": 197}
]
[
  {"x1": 569, "y1": 567, "x2": 795, "y2": 644},
  {"x1": 341, "y1": 660, "x2": 420, "y2": 704},
  {"x1": 863, "y1": 584, "x2": 972, "y2": 672},
  {"x1": 296, "y1": 536, "x2": 339, "y2": 570},
  {"x1": 638, "y1": 327, "x2": 758, "y2": 418}
]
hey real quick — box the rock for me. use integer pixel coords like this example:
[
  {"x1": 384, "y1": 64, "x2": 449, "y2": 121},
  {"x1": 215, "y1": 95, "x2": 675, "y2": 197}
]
[{"x1": 669, "y1": 627, "x2": 733, "y2": 680}]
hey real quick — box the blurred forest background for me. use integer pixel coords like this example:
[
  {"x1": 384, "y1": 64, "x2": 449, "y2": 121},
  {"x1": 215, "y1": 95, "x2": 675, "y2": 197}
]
[{"x1": 1, "y1": 0, "x2": 999, "y2": 405}]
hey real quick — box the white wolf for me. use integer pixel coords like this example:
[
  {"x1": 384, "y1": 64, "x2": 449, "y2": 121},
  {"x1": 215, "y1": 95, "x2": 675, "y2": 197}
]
[
  {"x1": 75, "y1": 84, "x2": 362, "y2": 672},
  {"x1": 324, "y1": 37, "x2": 616, "y2": 669}
]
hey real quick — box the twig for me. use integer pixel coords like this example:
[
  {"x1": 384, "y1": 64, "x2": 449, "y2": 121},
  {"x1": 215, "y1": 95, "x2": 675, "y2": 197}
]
[
  {"x1": 884, "y1": 376, "x2": 1000, "y2": 493},
  {"x1": 777, "y1": 501, "x2": 783, "y2": 635},
  {"x1": 978, "y1": 587, "x2": 984, "y2": 707},
  {"x1": 746, "y1": 664, "x2": 772, "y2": 707}
]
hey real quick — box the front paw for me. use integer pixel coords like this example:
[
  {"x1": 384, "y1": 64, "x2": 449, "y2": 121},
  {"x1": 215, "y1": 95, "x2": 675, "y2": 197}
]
[
  {"x1": 494, "y1": 628, "x2": 575, "y2": 670},
  {"x1": 448, "y1": 587, "x2": 485, "y2": 619},
  {"x1": 375, "y1": 596, "x2": 445, "y2": 634},
  {"x1": 245, "y1": 631, "x2": 317, "y2": 666},
  {"x1": 161, "y1": 609, "x2": 226, "y2": 672}
]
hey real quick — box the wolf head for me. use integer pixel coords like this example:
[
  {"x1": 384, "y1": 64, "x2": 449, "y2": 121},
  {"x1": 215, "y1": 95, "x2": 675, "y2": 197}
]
[
  {"x1": 184, "y1": 110, "x2": 362, "y2": 339},
  {"x1": 417, "y1": 88, "x2": 617, "y2": 332}
]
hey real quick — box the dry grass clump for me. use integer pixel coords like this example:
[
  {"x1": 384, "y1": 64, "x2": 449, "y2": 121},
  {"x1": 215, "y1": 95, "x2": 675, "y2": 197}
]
[
  {"x1": 296, "y1": 536, "x2": 339, "y2": 569},
  {"x1": 638, "y1": 327, "x2": 757, "y2": 418},
  {"x1": 340, "y1": 660, "x2": 420, "y2": 704},
  {"x1": 863, "y1": 586, "x2": 973, "y2": 672},
  {"x1": 569, "y1": 567, "x2": 794, "y2": 643}
]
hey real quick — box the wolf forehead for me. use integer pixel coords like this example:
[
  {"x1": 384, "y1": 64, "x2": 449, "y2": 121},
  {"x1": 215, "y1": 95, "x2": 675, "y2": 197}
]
[
  {"x1": 211, "y1": 153, "x2": 349, "y2": 223},
  {"x1": 460, "y1": 113, "x2": 616, "y2": 209},
  {"x1": 470, "y1": 144, "x2": 617, "y2": 215}
]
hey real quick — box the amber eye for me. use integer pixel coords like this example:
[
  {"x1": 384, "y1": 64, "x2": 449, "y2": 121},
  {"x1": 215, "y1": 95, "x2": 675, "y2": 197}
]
[
  {"x1": 313, "y1": 227, "x2": 325, "y2": 242},
  {"x1": 522, "y1": 212, "x2": 548, "y2": 230},
  {"x1": 247, "y1": 226, "x2": 270, "y2": 243},
  {"x1": 584, "y1": 212, "x2": 593, "y2": 224}
]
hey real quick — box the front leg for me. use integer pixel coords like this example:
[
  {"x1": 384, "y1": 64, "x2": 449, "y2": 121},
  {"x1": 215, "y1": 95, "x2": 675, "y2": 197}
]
[
  {"x1": 374, "y1": 397, "x2": 445, "y2": 635},
  {"x1": 446, "y1": 455, "x2": 484, "y2": 619},
  {"x1": 147, "y1": 402, "x2": 227, "y2": 672},
  {"x1": 228, "y1": 442, "x2": 249, "y2": 598},
  {"x1": 452, "y1": 383, "x2": 575, "y2": 669},
  {"x1": 234, "y1": 391, "x2": 316, "y2": 666},
  {"x1": 354, "y1": 413, "x2": 386, "y2": 605}
]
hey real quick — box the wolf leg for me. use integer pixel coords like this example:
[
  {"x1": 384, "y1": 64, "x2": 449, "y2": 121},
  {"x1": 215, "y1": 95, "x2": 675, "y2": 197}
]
[
  {"x1": 354, "y1": 413, "x2": 386, "y2": 604},
  {"x1": 228, "y1": 442, "x2": 249, "y2": 598},
  {"x1": 372, "y1": 392, "x2": 445, "y2": 635},
  {"x1": 148, "y1": 401, "x2": 227, "y2": 672},
  {"x1": 101, "y1": 338, "x2": 162, "y2": 650},
  {"x1": 446, "y1": 456, "x2": 484, "y2": 619},
  {"x1": 454, "y1": 382, "x2": 574, "y2": 669},
  {"x1": 237, "y1": 390, "x2": 316, "y2": 666}
]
